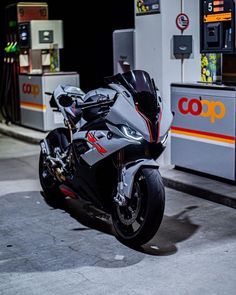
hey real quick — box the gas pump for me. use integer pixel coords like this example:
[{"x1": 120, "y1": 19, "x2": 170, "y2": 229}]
[
  {"x1": 200, "y1": 0, "x2": 235, "y2": 54},
  {"x1": 18, "y1": 20, "x2": 63, "y2": 74},
  {"x1": 0, "y1": 2, "x2": 49, "y2": 124},
  {"x1": 18, "y1": 19, "x2": 80, "y2": 131},
  {"x1": 170, "y1": 0, "x2": 236, "y2": 181},
  {"x1": 200, "y1": 0, "x2": 236, "y2": 84}
]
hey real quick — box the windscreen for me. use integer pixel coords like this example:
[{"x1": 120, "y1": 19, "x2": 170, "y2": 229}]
[{"x1": 122, "y1": 70, "x2": 156, "y2": 96}]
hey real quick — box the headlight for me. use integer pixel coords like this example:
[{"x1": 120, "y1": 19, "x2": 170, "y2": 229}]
[
  {"x1": 161, "y1": 133, "x2": 168, "y2": 145},
  {"x1": 120, "y1": 125, "x2": 143, "y2": 141}
]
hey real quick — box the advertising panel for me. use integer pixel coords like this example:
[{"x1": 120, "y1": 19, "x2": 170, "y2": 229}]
[{"x1": 136, "y1": 0, "x2": 160, "y2": 16}]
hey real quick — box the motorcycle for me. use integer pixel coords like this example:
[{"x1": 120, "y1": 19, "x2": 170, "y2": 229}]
[{"x1": 39, "y1": 70, "x2": 173, "y2": 246}]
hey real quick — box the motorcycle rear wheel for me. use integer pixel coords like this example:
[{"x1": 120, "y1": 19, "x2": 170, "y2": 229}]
[
  {"x1": 39, "y1": 128, "x2": 70, "y2": 209},
  {"x1": 112, "y1": 168, "x2": 165, "y2": 246},
  {"x1": 39, "y1": 151, "x2": 65, "y2": 209}
]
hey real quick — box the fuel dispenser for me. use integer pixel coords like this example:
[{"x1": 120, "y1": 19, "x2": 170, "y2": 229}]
[
  {"x1": 18, "y1": 20, "x2": 63, "y2": 74},
  {"x1": 0, "y1": 2, "x2": 49, "y2": 124},
  {"x1": 171, "y1": 0, "x2": 236, "y2": 181},
  {"x1": 18, "y1": 20, "x2": 80, "y2": 131},
  {"x1": 200, "y1": 0, "x2": 235, "y2": 54},
  {"x1": 200, "y1": 0, "x2": 236, "y2": 84}
]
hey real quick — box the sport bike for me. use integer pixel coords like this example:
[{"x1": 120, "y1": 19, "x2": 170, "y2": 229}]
[{"x1": 39, "y1": 70, "x2": 173, "y2": 246}]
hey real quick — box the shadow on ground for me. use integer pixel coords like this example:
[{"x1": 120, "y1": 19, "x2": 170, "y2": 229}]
[
  {"x1": 66, "y1": 199, "x2": 200, "y2": 256},
  {"x1": 0, "y1": 191, "x2": 199, "y2": 273}
]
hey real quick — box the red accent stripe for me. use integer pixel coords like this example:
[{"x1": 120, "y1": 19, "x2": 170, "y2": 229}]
[
  {"x1": 60, "y1": 187, "x2": 77, "y2": 199},
  {"x1": 171, "y1": 126, "x2": 235, "y2": 141},
  {"x1": 135, "y1": 105, "x2": 153, "y2": 142},
  {"x1": 87, "y1": 133, "x2": 97, "y2": 143},
  {"x1": 157, "y1": 109, "x2": 162, "y2": 143},
  {"x1": 87, "y1": 133, "x2": 107, "y2": 154},
  {"x1": 94, "y1": 143, "x2": 107, "y2": 154}
]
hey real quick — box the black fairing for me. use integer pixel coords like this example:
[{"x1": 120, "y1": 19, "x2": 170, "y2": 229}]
[
  {"x1": 80, "y1": 117, "x2": 108, "y2": 131},
  {"x1": 124, "y1": 142, "x2": 165, "y2": 162},
  {"x1": 69, "y1": 141, "x2": 164, "y2": 213},
  {"x1": 68, "y1": 141, "x2": 164, "y2": 212},
  {"x1": 70, "y1": 142, "x2": 117, "y2": 212}
]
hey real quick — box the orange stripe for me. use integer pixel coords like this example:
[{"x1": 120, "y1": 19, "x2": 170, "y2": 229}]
[
  {"x1": 214, "y1": 7, "x2": 224, "y2": 12},
  {"x1": 204, "y1": 12, "x2": 232, "y2": 23},
  {"x1": 171, "y1": 127, "x2": 235, "y2": 144},
  {"x1": 171, "y1": 126, "x2": 235, "y2": 140},
  {"x1": 20, "y1": 101, "x2": 46, "y2": 111},
  {"x1": 214, "y1": 1, "x2": 224, "y2": 5}
]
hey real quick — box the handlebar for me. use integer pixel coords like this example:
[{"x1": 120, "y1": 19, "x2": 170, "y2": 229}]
[
  {"x1": 47, "y1": 90, "x2": 115, "y2": 110},
  {"x1": 78, "y1": 99, "x2": 114, "y2": 110}
]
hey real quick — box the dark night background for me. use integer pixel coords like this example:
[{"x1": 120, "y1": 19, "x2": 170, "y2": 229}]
[{"x1": 0, "y1": 0, "x2": 134, "y2": 91}]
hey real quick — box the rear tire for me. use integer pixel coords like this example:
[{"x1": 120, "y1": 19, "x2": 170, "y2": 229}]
[
  {"x1": 112, "y1": 168, "x2": 165, "y2": 246},
  {"x1": 39, "y1": 128, "x2": 70, "y2": 209},
  {"x1": 39, "y1": 152, "x2": 65, "y2": 209}
]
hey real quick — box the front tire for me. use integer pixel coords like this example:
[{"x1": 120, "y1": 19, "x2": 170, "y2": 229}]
[{"x1": 112, "y1": 168, "x2": 165, "y2": 246}]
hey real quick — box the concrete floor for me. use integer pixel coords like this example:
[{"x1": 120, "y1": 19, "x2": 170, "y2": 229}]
[{"x1": 0, "y1": 134, "x2": 235, "y2": 295}]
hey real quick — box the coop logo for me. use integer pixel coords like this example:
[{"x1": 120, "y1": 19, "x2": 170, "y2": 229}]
[
  {"x1": 178, "y1": 97, "x2": 226, "y2": 123},
  {"x1": 22, "y1": 83, "x2": 40, "y2": 98}
]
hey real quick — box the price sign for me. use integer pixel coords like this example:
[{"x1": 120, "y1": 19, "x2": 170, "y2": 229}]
[
  {"x1": 176, "y1": 13, "x2": 190, "y2": 32},
  {"x1": 204, "y1": 0, "x2": 225, "y2": 15}
]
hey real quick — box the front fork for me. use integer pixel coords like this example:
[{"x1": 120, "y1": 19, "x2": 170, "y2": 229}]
[
  {"x1": 114, "y1": 150, "x2": 127, "y2": 206},
  {"x1": 114, "y1": 157, "x2": 160, "y2": 205}
]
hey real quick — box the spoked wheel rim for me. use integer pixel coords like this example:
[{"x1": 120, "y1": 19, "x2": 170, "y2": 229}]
[{"x1": 113, "y1": 173, "x2": 147, "y2": 239}]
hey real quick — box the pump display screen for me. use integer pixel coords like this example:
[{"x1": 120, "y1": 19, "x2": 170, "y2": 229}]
[
  {"x1": 136, "y1": 0, "x2": 160, "y2": 15},
  {"x1": 204, "y1": 0, "x2": 233, "y2": 16},
  {"x1": 19, "y1": 23, "x2": 30, "y2": 48}
]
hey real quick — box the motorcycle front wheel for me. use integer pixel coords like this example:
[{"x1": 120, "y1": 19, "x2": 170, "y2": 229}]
[{"x1": 112, "y1": 168, "x2": 165, "y2": 246}]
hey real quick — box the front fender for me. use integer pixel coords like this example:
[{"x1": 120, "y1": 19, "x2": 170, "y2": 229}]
[{"x1": 123, "y1": 159, "x2": 159, "y2": 199}]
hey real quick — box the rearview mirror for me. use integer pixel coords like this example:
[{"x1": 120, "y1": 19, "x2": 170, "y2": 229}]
[{"x1": 58, "y1": 95, "x2": 73, "y2": 107}]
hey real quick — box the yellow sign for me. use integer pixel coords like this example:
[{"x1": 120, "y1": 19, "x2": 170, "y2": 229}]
[
  {"x1": 136, "y1": 0, "x2": 160, "y2": 15},
  {"x1": 204, "y1": 12, "x2": 232, "y2": 23}
]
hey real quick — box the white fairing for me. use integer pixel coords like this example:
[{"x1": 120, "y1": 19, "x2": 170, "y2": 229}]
[
  {"x1": 106, "y1": 84, "x2": 151, "y2": 142},
  {"x1": 48, "y1": 72, "x2": 174, "y2": 207},
  {"x1": 74, "y1": 130, "x2": 140, "y2": 166},
  {"x1": 159, "y1": 97, "x2": 173, "y2": 141},
  {"x1": 53, "y1": 78, "x2": 173, "y2": 169}
]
